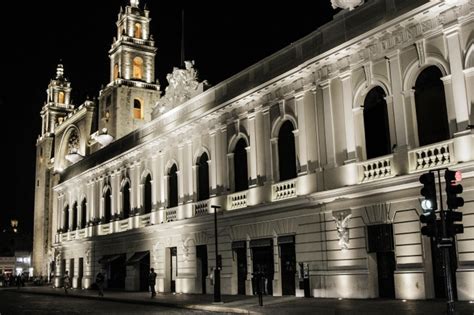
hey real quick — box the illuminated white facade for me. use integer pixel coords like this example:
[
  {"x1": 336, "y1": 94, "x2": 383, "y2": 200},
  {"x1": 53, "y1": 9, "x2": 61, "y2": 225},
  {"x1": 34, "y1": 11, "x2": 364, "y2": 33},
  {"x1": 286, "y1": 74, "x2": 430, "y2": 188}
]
[{"x1": 33, "y1": 0, "x2": 474, "y2": 300}]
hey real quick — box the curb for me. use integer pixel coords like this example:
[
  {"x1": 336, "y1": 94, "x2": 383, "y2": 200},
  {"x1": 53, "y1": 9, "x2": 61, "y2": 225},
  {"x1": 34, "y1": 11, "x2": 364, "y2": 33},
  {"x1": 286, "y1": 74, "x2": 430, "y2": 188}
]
[{"x1": 10, "y1": 289, "x2": 256, "y2": 314}]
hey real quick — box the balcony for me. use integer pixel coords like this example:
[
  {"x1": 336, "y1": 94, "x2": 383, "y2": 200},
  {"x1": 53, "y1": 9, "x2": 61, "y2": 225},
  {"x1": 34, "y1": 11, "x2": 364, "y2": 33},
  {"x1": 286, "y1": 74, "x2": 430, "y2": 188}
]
[
  {"x1": 99, "y1": 223, "x2": 111, "y2": 235},
  {"x1": 409, "y1": 139, "x2": 454, "y2": 172},
  {"x1": 272, "y1": 179, "x2": 297, "y2": 201},
  {"x1": 194, "y1": 201, "x2": 209, "y2": 217},
  {"x1": 227, "y1": 191, "x2": 248, "y2": 210},
  {"x1": 139, "y1": 213, "x2": 151, "y2": 227},
  {"x1": 165, "y1": 207, "x2": 177, "y2": 222},
  {"x1": 358, "y1": 154, "x2": 394, "y2": 183}
]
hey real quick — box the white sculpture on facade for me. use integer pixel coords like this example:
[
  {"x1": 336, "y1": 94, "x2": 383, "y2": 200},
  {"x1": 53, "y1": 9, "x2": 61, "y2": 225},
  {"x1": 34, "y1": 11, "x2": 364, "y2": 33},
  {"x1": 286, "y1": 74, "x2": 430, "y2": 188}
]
[
  {"x1": 156, "y1": 60, "x2": 207, "y2": 112},
  {"x1": 331, "y1": 0, "x2": 364, "y2": 10},
  {"x1": 130, "y1": 0, "x2": 139, "y2": 7},
  {"x1": 334, "y1": 212, "x2": 352, "y2": 251}
]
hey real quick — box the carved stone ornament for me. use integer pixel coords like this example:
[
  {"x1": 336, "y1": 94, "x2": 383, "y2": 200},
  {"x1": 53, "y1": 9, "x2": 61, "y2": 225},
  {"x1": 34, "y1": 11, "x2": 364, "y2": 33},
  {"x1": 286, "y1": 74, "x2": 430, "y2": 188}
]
[
  {"x1": 331, "y1": 0, "x2": 364, "y2": 10},
  {"x1": 333, "y1": 210, "x2": 352, "y2": 251},
  {"x1": 156, "y1": 60, "x2": 208, "y2": 112},
  {"x1": 85, "y1": 248, "x2": 91, "y2": 265}
]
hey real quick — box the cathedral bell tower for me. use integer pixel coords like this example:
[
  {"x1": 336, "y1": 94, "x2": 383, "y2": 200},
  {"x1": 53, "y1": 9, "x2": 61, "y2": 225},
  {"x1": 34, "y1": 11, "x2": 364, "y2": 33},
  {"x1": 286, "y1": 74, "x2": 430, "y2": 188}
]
[
  {"x1": 97, "y1": 0, "x2": 160, "y2": 142},
  {"x1": 33, "y1": 64, "x2": 75, "y2": 277}
]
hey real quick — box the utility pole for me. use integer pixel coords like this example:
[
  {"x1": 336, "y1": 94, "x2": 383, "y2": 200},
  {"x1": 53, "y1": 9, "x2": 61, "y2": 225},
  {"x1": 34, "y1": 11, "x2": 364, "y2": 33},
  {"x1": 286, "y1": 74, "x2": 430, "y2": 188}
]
[{"x1": 211, "y1": 205, "x2": 222, "y2": 303}]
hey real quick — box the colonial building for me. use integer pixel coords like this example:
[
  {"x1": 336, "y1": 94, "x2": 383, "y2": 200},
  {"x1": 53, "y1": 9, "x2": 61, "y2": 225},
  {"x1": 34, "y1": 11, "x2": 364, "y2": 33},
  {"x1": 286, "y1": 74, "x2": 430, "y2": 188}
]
[{"x1": 33, "y1": 0, "x2": 474, "y2": 300}]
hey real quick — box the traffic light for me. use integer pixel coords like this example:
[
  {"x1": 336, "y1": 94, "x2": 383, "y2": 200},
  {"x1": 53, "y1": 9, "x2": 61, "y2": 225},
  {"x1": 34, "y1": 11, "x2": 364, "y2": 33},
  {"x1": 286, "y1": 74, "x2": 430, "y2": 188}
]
[
  {"x1": 419, "y1": 172, "x2": 437, "y2": 213},
  {"x1": 420, "y1": 212, "x2": 437, "y2": 237},
  {"x1": 445, "y1": 170, "x2": 464, "y2": 210},
  {"x1": 445, "y1": 211, "x2": 463, "y2": 237}
]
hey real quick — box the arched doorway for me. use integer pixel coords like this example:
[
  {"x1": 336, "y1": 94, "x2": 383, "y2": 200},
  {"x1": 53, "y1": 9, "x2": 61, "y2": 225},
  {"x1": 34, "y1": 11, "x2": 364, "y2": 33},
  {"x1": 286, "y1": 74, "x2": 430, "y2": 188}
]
[
  {"x1": 168, "y1": 164, "x2": 178, "y2": 208},
  {"x1": 197, "y1": 152, "x2": 210, "y2": 201},
  {"x1": 363, "y1": 86, "x2": 391, "y2": 159},
  {"x1": 277, "y1": 121, "x2": 297, "y2": 181},
  {"x1": 122, "y1": 181, "x2": 131, "y2": 219},
  {"x1": 143, "y1": 174, "x2": 152, "y2": 214},
  {"x1": 234, "y1": 139, "x2": 248, "y2": 192}
]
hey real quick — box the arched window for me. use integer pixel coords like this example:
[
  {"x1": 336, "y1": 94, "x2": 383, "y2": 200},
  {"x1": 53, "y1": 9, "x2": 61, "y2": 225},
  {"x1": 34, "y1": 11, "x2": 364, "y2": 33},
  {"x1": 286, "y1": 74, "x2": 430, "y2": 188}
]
[
  {"x1": 134, "y1": 23, "x2": 142, "y2": 39},
  {"x1": 415, "y1": 66, "x2": 449, "y2": 146},
  {"x1": 122, "y1": 181, "x2": 131, "y2": 219},
  {"x1": 113, "y1": 63, "x2": 119, "y2": 80},
  {"x1": 144, "y1": 174, "x2": 152, "y2": 214},
  {"x1": 363, "y1": 86, "x2": 391, "y2": 159},
  {"x1": 58, "y1": 91, "x2": 65, "y2": 104},
  {"x1": 133, "y1": 56, "x2": 143, "y2": 79},
  {"x1": 81, "y1": 198, "x2": 87, "y2": 229},
  {"x1": 234, "y1": 138, "x2": 248, "y2": 192},
  {"x1": 63, "y1": 205, "x2": 69, "y2": 231},
  {"x1": 168, "y1": 164, "x2": 178, "y2": 208},
  {"x1": 278, "y1": 121, "x2": 297, "y2": 181},
  {"x1": 104, "y1": 188, "x2": 112, "y2": 223},
  {"x1": 71, "y1": 202, "x2": 78, "y2": 230},
  {"x1": 133, "y1": 98, "x2": 143, "y2": 119},
  {"x1": 197, "y1": 152, "x2": 210, "y2": 201}
]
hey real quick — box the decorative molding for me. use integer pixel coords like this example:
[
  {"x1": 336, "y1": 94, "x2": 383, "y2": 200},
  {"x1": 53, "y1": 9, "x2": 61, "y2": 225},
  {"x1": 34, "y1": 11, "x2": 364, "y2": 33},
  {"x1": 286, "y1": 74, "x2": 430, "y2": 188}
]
[
  {"x1": 332, "y1": 210, "x2": 352, "y2": 251},
  {"x1": 363, "y1": 203, "x2": 392, "y2": 225}
]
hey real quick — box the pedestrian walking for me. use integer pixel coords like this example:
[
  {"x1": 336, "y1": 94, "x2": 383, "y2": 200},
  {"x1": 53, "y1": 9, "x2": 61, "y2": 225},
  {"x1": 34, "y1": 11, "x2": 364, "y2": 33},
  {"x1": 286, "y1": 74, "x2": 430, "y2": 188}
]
[
  {"x1": 63, "y1": 271, "x2": 71, "y2": 295},
  {"x1": 96, "y1": 271, "x2": 105, "y2": 297},
  {"x1": 148, "y1": 268, "x2": 157, "y2": 297}
]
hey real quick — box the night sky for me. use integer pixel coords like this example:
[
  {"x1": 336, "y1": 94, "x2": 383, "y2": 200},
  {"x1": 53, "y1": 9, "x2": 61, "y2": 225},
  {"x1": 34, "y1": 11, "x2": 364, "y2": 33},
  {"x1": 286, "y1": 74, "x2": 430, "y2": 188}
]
[{"x1": 6, "y1": 1, "x2": 336, "y2": 235}]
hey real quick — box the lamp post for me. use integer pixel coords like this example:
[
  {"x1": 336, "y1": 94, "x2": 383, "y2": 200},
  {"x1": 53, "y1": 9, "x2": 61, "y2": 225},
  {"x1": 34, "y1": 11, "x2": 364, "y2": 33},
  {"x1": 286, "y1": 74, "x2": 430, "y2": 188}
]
[{"x1": 211, "y1": 205, "x2": 222, "y2": 303}]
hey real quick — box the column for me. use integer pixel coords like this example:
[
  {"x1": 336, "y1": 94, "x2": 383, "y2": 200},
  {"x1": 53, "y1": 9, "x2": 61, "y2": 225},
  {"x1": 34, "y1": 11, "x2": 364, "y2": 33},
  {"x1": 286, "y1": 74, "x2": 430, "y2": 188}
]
[
  {"x1": 217, "y1": 125, "x2": 228, "y2": 194},
  {"x1": 177, "y1": 145, "x2": 185, "y2": 205},
  {"x1": 111, "y1": 171, "x2": 120, "y2": 217},
  {"x1": 247, "y1": 111, "x2": 258, "y2": 186},
  {"x1": 185, "y1": 141, "x2": 194, "y2": 203},
  {"x1": 158, "y1": 153, "x2": 165, "y2": 209},
  {"x1": 209, "y1": 131, "x2": 218, "y2": 196},
  {"x1": 320, "y1": 80, "x2": 336, "y2": 166},
  {"x1": 295, "y1": 92, "x2": 308, "y2": 174},
  {"x1": 271, "y1": 138, "x2": 279, "y2": 182},
  {"x1": 387, "y1": 51, "x2": 409, "y2": 148},
  {"x1": 444, "y1": 27, "x2": 470, "y2": 131},
  {"x1": 262, "y1": 107, "x2": 273, "y2": 182},
  {"x1": 227, "y1": 153, "x2": 235, "y2": 192},
  {"x1": 401, "y1": 89, "x2": 418, "y2": 148},
  {"x1": 340, "y1": 71, "x2": 357, "y2": 162},
  {"x1": 254, "y1": 108, "x2": 266, "y2": 184}
]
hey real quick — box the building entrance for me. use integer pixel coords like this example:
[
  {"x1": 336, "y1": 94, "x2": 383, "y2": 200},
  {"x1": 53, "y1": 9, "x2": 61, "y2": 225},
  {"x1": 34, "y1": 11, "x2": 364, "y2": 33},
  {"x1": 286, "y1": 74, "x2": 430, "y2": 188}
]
[
  {"x1": 367, "y1": 224, "x2": 395, "y2": 298},
  {"x1": 251, "y1": 238, "x2": 273, "y2": 295},
  {"x1": 196, "y1": 245, "x2": 208, "y2": 294},
  {"x1": 232, "y1": 241, "x2": 247, "y2": 295},
  {"x1": 279, "y1": 236, "x2": 296, "y2": 295},
  {"x1": 170, "y1": 247, "x2": 177, "y2": 293}
]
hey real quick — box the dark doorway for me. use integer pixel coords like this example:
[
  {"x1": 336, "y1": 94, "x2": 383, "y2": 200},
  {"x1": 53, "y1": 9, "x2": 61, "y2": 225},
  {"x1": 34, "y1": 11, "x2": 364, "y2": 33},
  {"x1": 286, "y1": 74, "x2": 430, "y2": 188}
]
[
  {"x1": 122, "y1": 181, "x2": 130, "y2": 219},
  {"x1": 196, "y1": 245, "x2": 208, "y2": 294},
  {"x1": 234, "y1": 138, "x2": 249, "y2": 192},
  {"x1": 414, "y1": 66, "x2": 450, "y2": 146},
  {"x1": 63, "y1": 206, "x2": 69, "y2": 231},
  {"x1": 139, "y1": 252, "x2": 150, "y2": 292},
  {"x1": 170, "y1": 247, "x2": 177, "y2": 293},
  {"x1": 363, "y1": 86, "x2": 391, "y2": 159},
  {"x1": 144, "y1": 174, "x2": 152, "y2": 214},
  {"x1": 278, "y1": 121, "x2": 297, "y2": 181},
  {"x1": 78, "y1": 258, "x2": 83, "y2": 289},
  {"x1": 197, "y1": 153, "x2": 210, "y2": 201},
  {"x1": 251, "y1": 239, "x2": 274, "y2": 296},
  {"x1": 104, "y1": 189, "x2": 111, "y2": 223},
  {"x1": 107, "y1": 254, "x2": 126, "y2": 289},
  {"x1": 279, "y1": 237, "x2": 296, "y2": 295},
  {"x1": 377, "y1": 251, "x2": 396, "y2": 298},
  {"x1": 168, "y1": 165, "x2": 178, "y2": 208},
  {"x1": 81, "y1": 198, "x2": 87, "y2": 229},
  {"x1": 69, "y1": 258, "x2": 74, "y2": 284},
  {"x1": 430, "y1": 236, "x2": 458, "y2": 299},
  {"x1": 71, "y1": 202, "x2": 78, "y2": 230},
  {"x1": 367, "y1": 224, "x2": 395, "y2": 298},
  {"x1": 233, "y1": 241, "x2": 247, "y2": 295}
]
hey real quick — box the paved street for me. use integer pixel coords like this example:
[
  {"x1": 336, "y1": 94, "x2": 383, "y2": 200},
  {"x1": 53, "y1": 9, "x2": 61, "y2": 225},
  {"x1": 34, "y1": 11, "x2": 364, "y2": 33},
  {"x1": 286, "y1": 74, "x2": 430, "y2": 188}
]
[
  {"x1": 2, "y1": 287, "x2": 474, "y2": 315},
  {"x1": 0, "y1": 291, "x2": 214, "y2": 315}
]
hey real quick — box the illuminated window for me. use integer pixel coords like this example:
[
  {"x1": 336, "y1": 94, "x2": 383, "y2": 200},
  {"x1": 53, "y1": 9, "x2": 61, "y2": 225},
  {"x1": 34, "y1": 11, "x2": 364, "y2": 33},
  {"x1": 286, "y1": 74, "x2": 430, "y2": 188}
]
[
  {"x1": 134, "y1": 23, "x2": 142, "y2": 39},
  {"x1": 113, "y1": 63, "x2": 119, "y2": 80},
  {"x1": 132, "y1": 57, "x2": 143, "y2": 79},
  {"x1": 133, "y1": 99, "x2": 143, "y2": 119},
  {"x1": 58, "y1": 91, "x2": 65, "y2": 104}
]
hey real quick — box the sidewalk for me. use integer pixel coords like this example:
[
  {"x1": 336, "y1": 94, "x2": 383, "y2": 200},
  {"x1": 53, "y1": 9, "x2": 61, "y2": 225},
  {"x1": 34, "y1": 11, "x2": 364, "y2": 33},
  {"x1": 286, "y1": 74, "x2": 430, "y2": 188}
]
[{"x1": 5, "y1": 286, "x2": 474, "y2": 315}]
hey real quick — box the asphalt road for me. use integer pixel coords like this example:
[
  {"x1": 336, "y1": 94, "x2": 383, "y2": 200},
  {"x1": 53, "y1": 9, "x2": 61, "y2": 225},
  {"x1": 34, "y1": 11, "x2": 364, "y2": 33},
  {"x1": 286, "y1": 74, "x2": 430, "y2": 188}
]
[{"x1": 0, "y1": 291, "x2": 215, "y2": 315}]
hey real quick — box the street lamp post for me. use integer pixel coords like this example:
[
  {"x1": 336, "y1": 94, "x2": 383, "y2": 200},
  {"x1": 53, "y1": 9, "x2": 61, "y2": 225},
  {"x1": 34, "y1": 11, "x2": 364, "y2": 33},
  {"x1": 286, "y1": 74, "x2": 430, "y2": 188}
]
[{"x1": 211, "y1": 205, "x2": 222, "y2": 303}]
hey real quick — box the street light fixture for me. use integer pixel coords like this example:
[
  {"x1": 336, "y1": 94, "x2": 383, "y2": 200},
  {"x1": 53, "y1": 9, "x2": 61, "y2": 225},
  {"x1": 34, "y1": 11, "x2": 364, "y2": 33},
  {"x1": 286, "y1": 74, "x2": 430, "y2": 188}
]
[{"x1": 210, "y1": 205, "x2": 222, "y2": 303}]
